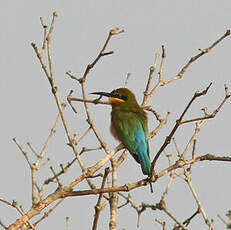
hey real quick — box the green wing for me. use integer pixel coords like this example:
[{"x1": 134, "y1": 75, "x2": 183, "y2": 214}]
[{"x1": 111, "y1": 110, "x2": 149, "y2": 163}]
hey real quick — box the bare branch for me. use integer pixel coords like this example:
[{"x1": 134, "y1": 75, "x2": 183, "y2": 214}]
[
  {"x1": 142, "y1": 30, "x2": 230, "y2": 107},
  {"x1": 180, "y1": 85, "x2": 230, "y2": 124},
  {"x1": 166, "y1": 29, "x2": 231, "y2": 84},
  {"x1": 67, "y1": 90, "x2": 78, "y2": 113},
  {"x1": 39, "y1": 17, "x2": 47, "y2": 56},
  {"x1": 80, "y1": 27, "x2": 124, "y2": 83},
  {"x1": 59, "y1": 154, "x2": 231, "y2": 197},
  {"x1": 151, "y1": 83, "x2": 213, "y2": 176},
  {"x1": 92, "y1": 168, "x2": 110, "y2": 230},
  {"x1": 142, "y1": 53, "x2": 159, "y2": 105},
  {"x1": 50, "y1": 166, "x2": 62, "y2": 187},
  {"x1": 68, "y1": 96, "x2": 110, "y2": 105},
  {"x1": 44, "y1": 157, "x2": 77, "y2": 185},
  {"x1": 66, "y1": 217, "x2": 70, "y2": 230},
  {"x1": 155, "y1": 219, "x2": 166, "y2": 230},
  {"x1": 185, "y1": 173, "x2": 213, "y2": 228},
  {"x1": 158, "y1": 45, "x2": 166, "y2": 82},
  {"x1": 182, "y1": 209, "x2": 200, "y2": 227},
  {"x1": 0, "y1": 199, "x2": 35, "y2": 229},
  {"x1": 124, "y1": 73, "x2": 131, "y2": 88},
  {"x1": 12, "y1": 138, "x2": 33, "y2": 168},
  {"x1": 109, "y1": 159, "x2": 119, "y2": 230},
  {"x1": 33, "y1": 198, "x2": 64, "y2": 227}
]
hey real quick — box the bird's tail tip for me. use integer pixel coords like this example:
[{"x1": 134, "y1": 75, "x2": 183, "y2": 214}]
[{"x1": 149, "y1": 183, "x2": 153, "y2": 193}]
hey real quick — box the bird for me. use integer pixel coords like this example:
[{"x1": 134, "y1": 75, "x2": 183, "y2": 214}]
[{"x1": 91, "y1": 88, "x2": 153, "y2": 192}]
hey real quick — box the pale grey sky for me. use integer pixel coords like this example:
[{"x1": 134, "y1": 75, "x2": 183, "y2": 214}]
[{"x1": 1, "y1": 1, "x2": 231, "y2": 229}]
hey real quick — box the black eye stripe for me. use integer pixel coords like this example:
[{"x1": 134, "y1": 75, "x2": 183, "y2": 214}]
[
  {"x1": 112, "y1": 93, "x2": 127, "y2": 101},
  {"x1": 121, "y1": 95, "x2": 128, "y2": 101}
]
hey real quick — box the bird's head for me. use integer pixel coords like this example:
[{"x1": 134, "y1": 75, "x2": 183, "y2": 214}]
[{"x1": 91, "y1": 88, "x2": 137, "y2": 107}]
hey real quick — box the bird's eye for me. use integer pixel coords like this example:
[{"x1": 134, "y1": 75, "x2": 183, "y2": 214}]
[
  {"x1": 120, "y1": 95, "x2": 128, "y2": 101},
  {"x1": 112, "y1": 92, "x2": 128, "y2": 101},
  {"x1": 116, "y1": 94, "x2": 127, "y2": 101}
]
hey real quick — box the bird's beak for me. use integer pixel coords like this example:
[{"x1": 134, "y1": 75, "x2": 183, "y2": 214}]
[{"x1": 90, "y1": 92, "x2": 111, "y2": 97}]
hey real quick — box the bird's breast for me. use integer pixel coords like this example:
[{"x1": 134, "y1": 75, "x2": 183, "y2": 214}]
[
  {"x1": 110, "y1": 110, "x2": 121, "y2": 141},
  {"x1": 110, "y1": 122, "x2": 119, "y2": 140}
]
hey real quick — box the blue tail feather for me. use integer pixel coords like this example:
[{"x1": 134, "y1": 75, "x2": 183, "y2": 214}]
[{"x1": 135, "y1": 123, "x2": 151, "y2": 175}]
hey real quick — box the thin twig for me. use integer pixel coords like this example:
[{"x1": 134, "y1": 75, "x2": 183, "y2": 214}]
[
  {"x1": 44, "y1": 157, "x2": 77, "y2": 185},
  {"x1": 162, "y1": 206, "x2": 188, "y2": 230},
  {"x1": 185, "y1": 173, "x2": 213, "y2": 228},
  {"x1": 92, "y1": 168, "x2": 110, "y2": 230},
  {"x1": 33, "y1": 198, "x2": 64, "y2": 226},
  {"x1": 180, "y1": 120, "x2": 206, "y2": 159},
  {"x1": 172, "y1": 137, "x2": 181, "y2": 157},
  {"x1": 155, "y1": 219, "x2": 166, "y2": 230},
  {"x1": 50, "y1": 166, "x2": 62, "y2": 187},
  {"x1": 80, "y1": 27, "x2": 124, "y2": 83},
  {"x1": 0, "y1": 198, "x2": 35, "y2": 229},
  {"x1": 67, "y1": 90, "x2": 78, "y2": 113},
  {"x1": 27, "y1": 142, "x2": 39, "y2": 158},
  {"x1": 78, "y1": 126, "x2": 91, "y2": 143},
  {"x1": 182, "y1": 209, "x2": 200, "y2": 226},
  {"x1": 142, "y1": 53, "x2": 159, "y2": 106},
  {"x1": 12, "y1": 138, "x2": 33, "y2": 168},
  {"x1": 158, "y1": 45, "x2": 166, "y2": 82},
  {"x1": 68, "y1": 96, "x2": 109, "y2": 105},
  {"x1": 39, "y1": 17, "x2": 47, "y2": 56},
  {"x1": 66, "y1": 217, "x2": 70, "y2": 230},
  {"x1": 166, "y1": 30, "x2": 231, "y2": 84},
  {"x1": 124, "y1": 73, "x2": 131, "y2": 88}
]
